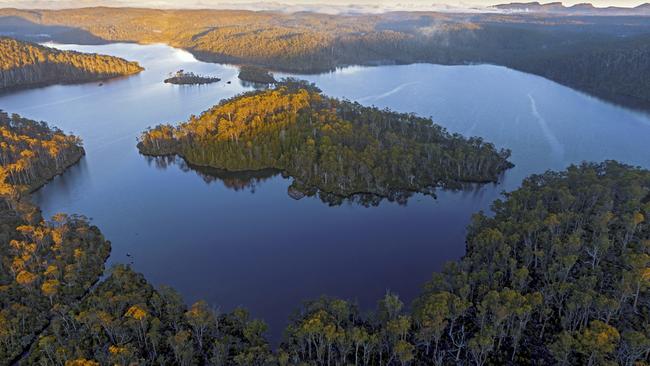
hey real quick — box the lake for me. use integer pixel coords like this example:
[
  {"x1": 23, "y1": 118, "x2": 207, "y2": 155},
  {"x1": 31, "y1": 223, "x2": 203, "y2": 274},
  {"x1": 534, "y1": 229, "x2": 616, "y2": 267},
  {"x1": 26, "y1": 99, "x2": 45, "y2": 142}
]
[{"x1": 1, "y1": 42, "x2": 649, "y2": 342}]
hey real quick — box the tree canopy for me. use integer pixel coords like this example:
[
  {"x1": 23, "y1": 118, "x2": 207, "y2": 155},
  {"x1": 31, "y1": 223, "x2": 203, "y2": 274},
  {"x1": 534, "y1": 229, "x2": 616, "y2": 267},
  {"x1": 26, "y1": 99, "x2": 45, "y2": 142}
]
[
  {"x1": 0, "y1": 37, "x2": 143, "y2": 91},
  {"x1": 138, "y1": 80, "x2": 513, "y2": 205},
  {"x1": 2, "y1": 109, "x2": 648, "y2": 365},
  {"x1": 0, "y1": 112, "x2": 110, "y2": 364}
]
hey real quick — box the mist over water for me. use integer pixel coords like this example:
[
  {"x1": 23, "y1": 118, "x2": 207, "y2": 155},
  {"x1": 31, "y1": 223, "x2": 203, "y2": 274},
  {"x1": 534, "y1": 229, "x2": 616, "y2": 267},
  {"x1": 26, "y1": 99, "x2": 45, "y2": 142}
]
[{"x1": 1, "y1": 43, "x2": 649, "y2": 342}]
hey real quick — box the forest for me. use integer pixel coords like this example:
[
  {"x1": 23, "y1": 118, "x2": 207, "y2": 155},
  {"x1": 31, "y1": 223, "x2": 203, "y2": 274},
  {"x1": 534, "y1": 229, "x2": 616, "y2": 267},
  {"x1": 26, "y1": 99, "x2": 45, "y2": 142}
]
[
  {"x1": 0, "y1": 111, "x2": 111, "y2": 364},
  {"x1": 137, "y1": 80, "x2": 513, "y2": 204},
  {"x1": 273, "y1": 161, "x2": 650, "y2": 365},
  {"x1": 0, "y1": 37, "x2": 143, "y2": 91},
  {"x1": 7, "y1": 144, "x2": 650, "y2": 364},
  {"x1": 1, "y1": 109, "x2": 649, "y2": 364},
  {"x1": 1, "y1": 8, "x2": 650, "y2": 109}
]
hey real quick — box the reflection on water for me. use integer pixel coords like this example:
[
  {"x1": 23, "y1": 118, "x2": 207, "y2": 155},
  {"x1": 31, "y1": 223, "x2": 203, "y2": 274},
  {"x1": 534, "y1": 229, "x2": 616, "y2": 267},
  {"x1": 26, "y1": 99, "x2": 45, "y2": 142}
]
[
  {"x1": 146, "y1": 155, "x2": 280, "y2": 194},
  {"x1": 146, "y1": 155, "x2": 490, "y2": 207}
]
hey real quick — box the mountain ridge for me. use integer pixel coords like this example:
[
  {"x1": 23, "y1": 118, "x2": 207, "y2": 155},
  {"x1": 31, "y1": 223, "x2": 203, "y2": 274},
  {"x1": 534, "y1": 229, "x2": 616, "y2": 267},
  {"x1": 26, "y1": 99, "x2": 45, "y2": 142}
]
[{"x1": 493, "y1": 1, "x2": 650, "y2": 15}]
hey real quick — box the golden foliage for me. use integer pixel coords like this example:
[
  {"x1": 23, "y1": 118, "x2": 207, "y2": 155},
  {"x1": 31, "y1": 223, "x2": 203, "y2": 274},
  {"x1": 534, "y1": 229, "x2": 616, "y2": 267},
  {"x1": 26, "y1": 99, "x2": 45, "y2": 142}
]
[
  {"x1": 65, "y1": 359, "x2": 100, "y2": 366},
  {"x1": 0, "y1": 37, "x2": 143, "y2": 88},
  {"x1": 109, "y1": 345, "x2": 128, "y2": 355},
  {"x1": 16, "y1": 270, "x2": 37, "y2": 285},
  {"x1": 41, "y1": 279, "x2": 60, "y2": 297},
  {"x1": 125, "y1": 305, "x2": 148, "y2": 321}
]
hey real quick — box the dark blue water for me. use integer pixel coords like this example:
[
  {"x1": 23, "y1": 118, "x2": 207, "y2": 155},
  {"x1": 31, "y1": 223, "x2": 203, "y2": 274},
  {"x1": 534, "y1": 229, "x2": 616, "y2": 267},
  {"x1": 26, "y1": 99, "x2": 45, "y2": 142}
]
[{"x1": 1, "y1": 43, "x2": 649, "y2": 342}]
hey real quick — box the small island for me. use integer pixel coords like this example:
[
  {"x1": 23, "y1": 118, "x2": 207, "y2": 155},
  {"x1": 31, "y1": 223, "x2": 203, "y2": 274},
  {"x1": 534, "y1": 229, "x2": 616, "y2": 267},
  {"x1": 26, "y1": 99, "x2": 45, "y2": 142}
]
[
  {"x1": 237, "y1": 65, "x2": 277, "y2": 84},
  {"x1": 138, "y1": 79, "x2": 513, "y2": 204},
  {"x1": 164, "y1": 70, "x2": 221, "y2": 85}
]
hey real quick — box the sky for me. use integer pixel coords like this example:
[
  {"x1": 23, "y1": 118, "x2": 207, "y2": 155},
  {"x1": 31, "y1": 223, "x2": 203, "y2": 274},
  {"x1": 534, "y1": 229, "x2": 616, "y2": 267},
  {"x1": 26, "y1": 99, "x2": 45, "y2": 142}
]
[{"x1": 0, "y1": 0, "x2": 647, "y2": 12}]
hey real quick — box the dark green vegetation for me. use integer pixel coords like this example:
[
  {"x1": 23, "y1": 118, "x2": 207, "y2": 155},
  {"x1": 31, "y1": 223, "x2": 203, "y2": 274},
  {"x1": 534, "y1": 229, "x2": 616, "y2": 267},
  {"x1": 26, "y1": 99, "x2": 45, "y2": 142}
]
[
  {"x1": 27, "y1": 265, "x2": 275, "y2": 366},
  {"x1": 0, "y1": 113, "x2": 272, "y2": 366},
  {"x1": 0, "y1": 37, "x2": 143, "y2": 91},
  {"x1": 238, "y1": 66, "x2": 277, "y2": 84},
  {"x1": 0, "y1": 112, "x2": 110, "y2": 364},
  {"x1": 1, "y1": 109, "x2": 649, "y2": 364},
  {"x1": 274, "y1": 161, "x2": 649, "y2": 365},
  {"x1": 1, "y1": 7, "x2": 650, "y2": 109},
  {"x1": 137, "y1": 80, "x2": 513, "y2": 205},
  {"x1": 164, "y1": 70, "x2": 220, "y2": 85},
  {"x1": 10, "y1": 157, "x2": 650, "y2": 364}
]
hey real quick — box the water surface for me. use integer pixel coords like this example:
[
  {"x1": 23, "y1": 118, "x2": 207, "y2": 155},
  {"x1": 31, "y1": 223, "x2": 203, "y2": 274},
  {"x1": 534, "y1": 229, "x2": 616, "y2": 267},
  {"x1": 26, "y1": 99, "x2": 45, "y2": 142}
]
[{"x1": 1, "y1": 43, "x2": 649, "y2": 342}]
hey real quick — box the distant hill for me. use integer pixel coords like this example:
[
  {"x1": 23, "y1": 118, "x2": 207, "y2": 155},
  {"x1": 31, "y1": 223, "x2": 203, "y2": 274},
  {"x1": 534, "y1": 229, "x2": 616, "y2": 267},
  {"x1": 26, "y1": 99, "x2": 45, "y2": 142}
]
[
  {"x1": 493, "y1": 1, "x2": 650, "y2": 15},
  {"x1": 0, "y1": 37, "x2": 143, "y2": 91},
  {"x1": 1, "y1": 8, "x2": 650, "y2": 110}
]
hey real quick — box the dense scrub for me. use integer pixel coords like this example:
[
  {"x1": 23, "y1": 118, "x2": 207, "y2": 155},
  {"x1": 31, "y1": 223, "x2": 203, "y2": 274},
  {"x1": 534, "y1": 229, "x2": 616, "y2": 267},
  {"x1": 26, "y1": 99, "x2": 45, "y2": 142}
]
[
  {"x1": 2, "y1": 8, "x2": 650, "y2": 109},
  {"x1": 138, "y1": 80, "x2": 513, "y2": 204},
  {"x1": 0, "y1": 112, "x2": 111, "y2": 364},
  {"x1": 0, "y1": 37, "x2": 143, "y2": 91}
]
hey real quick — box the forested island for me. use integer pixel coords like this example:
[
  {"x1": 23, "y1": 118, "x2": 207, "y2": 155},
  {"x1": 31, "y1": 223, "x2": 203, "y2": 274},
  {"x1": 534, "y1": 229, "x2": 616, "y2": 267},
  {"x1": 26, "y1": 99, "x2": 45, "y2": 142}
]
[
  {"x1": 1, "y1": 8, "x2": 650, "y2": 109},
  {"x1": 164, "y1": 70, "x2": 220, "y2": 85},
  {"x1": 138, "y1": 80, "x2": 513, "y2": 204},
  {"x1": 238, "y1": 66, "x2": 277, "y2": 85},
  {"x1": 0, "y1": 37, "x2": 143, "y2": 91}
]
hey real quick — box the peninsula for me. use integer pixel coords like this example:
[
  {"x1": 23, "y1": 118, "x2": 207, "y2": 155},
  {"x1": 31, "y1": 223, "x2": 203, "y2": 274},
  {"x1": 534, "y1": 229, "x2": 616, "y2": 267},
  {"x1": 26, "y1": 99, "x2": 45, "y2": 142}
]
[{"x1": 0, "y1": 37, "x2": 143, "y2": 91}]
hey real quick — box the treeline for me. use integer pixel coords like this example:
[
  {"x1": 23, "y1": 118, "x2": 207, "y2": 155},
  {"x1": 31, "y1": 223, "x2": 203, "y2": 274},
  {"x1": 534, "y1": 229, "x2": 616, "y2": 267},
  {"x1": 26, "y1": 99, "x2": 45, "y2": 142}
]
[
  {"x1": 17, "y1": 162, "x2": 650, "y2": 365},
  {"x1": 138, "y1": 80, "x2": 513, "y2": 204},
  {"x1": 0, "y1": 112, "x2": 273, "y2": 366},
  {"x1": 0, "y1": 112, "x2": 111, "y2": 364},
  {"x1": 2, "y1": 8, "x2": 650, "y2": 109},
  {"x1": 27, "y1": 265, "x2": 275, "y2": 366},
  {"x1": 0, "y1": 37, "x2": 143, "y2": 91},
  {"x1": 511, "y1": 33, "x2": 650, "y2": 109},
  {"x1": 0, "y1": 111, "x2": 84, "y2": 195},
  {"x1": 275, "y1": 161, "x2": 650, "y2": 365},
  {"x1": 238, "y1": 66, "x2": 277, "y2": 85}
]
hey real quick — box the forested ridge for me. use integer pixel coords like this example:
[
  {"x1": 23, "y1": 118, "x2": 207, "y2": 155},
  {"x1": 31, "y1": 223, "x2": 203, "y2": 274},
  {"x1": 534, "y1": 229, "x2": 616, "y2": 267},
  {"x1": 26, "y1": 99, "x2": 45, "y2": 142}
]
[
  {"x1": 137, "y1": 80, "x2": 513, "y2": 204},
  {"x1": 0, "y1": 37, "x2": 143, "y2": 91},
  {"x1": 2, "y1": 7, "x2": 650, "y2": 109},
  {"x1": 511, "y1": 33, "x2": 650, "y2": 109}
]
